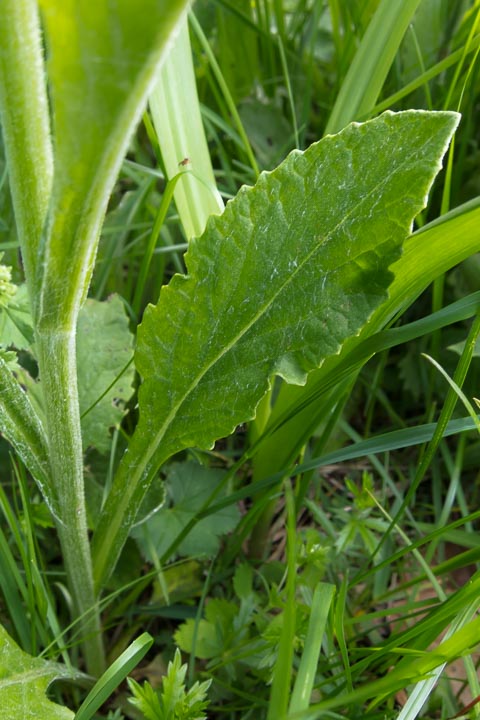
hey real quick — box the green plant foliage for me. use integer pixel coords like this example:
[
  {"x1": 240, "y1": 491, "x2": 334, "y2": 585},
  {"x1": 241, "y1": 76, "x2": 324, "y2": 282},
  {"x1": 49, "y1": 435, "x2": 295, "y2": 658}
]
[
  {"x1": 76, "y1": 296, "x2": 135, "y2": 453},
  {"x1": 0, "y1": 624, "x2": 76, "y2": 720},
  {"x1": 0, "y1": 255, "x2": 16, "y2": 308},
  {"x1": 175, "y1": 563, "x2": 270, "y2": 672},
  {"x1": 3, "y1": 2, "x2": 480, "y2": 716},
  {"x1": 36, "y1": 0, "x2": 191, "y2": 321},
  {"x1": 309, "y1": 612, "x2": 480, "y2": 715},
  {"x1": 0, "y1": 352, "x2": 52, "y2": 511},
  {"x1": 0, "y1": 0, "x2": 192, "y2": 677},
  {"x1": 449, "y1": 336, "x2": 480, "y2": 357},
  {"x1": 127, "y1": 649, "x2": 211, "y2": 720},
  {"x1": 0, "y1": 0, "x2": 53, "y2": 292},
  {"x1": 149, "y1": 17, "x2": 224, "y2": 242},
  {"x1": 0, "y1": 284, "x2": 34, "y2": 350},
  {"x1": 173, "y1": 570, "x2": 314, "y2": 687},
  {"x1": 239, "y1": 96, "x2": 294, "y2": 169},
  {"x1": 93, "y1": 110, "x2": 459, "y2": 587},
  {"x1": 325, "y1": 0, "x2": 424, "y2": 133},
  {"x1": 135, "y1": 110, "x2": 457, "y2": 465},
  {"x1": 0, "y1": 294, "x2": 135, "y2": 455},
  {"x1": 133, "y1": 461, "x2": 240, "y2": 560},
  {"x1": 174, "y1": 598, "x2": 240, "y2": 660},
  {"x1": 74, "y1": 632, "x2": 154, "y2": 720},
  {"x1": 174, "y1": 563, "x2": 267, "y2": 669},
  {"x1": 233, "y1": 562, "x2": 255, "y2": 601}
]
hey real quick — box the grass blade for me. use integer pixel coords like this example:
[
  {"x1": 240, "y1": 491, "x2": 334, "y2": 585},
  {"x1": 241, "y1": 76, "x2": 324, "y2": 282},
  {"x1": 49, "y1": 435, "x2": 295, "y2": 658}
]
[
  {"x1": 268, "y1": 481, "x2": 297, "y2": 720},
  {"x1": 325, "y1": 0, "x2": 423, "y2": 133},
  {"x1": 289, "y1": 583, "x2": 336, "y2": 714},
  {"x1": 74, "y1": 633, "x2": 153, "y2": 720}
]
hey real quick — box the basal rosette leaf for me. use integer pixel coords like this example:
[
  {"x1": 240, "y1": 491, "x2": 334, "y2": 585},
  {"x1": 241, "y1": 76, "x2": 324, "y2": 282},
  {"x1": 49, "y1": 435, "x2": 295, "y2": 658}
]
[
  {"x1": 135, "y1": 110, "x2": 458, "y2": 459},
  {"x1": 2, "y1": 295, "x2": 135, "y2": 455},
  {"x1": 92, "y1": 110, "x2": 459, "y2": 588}
]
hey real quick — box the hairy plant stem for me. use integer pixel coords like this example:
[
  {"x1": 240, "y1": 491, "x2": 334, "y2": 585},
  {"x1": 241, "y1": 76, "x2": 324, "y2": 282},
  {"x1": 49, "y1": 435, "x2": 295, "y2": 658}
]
[
  {"x1": 36, "y1": 328, "x2": 105, "y2": 676},
  {"x1": 0, "y1": 0, "x2": 104, "y2": 674}
]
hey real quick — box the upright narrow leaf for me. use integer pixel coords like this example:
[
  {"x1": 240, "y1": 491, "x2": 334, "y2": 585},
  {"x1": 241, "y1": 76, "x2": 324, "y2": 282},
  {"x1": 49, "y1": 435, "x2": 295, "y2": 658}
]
[
  {"x1": 0, "y1": 355, "x2": 52, "y2": 512},
  {"x1": 93, "y1": 111, "x2": 459, "y2": 587},
  {"x1": 325, "y1": 0, "x2": 423, "y2": 134},
  {"x1": 36, "y1": 0, "x2": 190, "y2": 324}
]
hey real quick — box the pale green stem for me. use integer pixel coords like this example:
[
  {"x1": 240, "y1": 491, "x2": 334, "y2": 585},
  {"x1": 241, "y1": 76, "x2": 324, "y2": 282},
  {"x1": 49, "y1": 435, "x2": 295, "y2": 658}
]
[
  {"x1": 32, "y1": 3, "x2": 190, "y2": 673},
  {"x1": 35, "y1": 328, "x2": 105, "y2": 675},
  {"x1": 0, "y1": 0, "x2": 104, "y2": 674}
]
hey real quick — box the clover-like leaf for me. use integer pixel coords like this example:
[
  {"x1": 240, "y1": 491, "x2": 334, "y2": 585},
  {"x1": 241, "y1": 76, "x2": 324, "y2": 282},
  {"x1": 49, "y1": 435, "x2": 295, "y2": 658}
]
[
  {"x1": 77, "y1": 295, "x2": 135, "y2": 453},
  {"x1": 132, "y1": 461, "x2": 239, "y2": 560}
]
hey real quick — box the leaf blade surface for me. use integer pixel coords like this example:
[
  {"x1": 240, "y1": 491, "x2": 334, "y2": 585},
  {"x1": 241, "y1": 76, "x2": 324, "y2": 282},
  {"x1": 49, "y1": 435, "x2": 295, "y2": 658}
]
[
  {"x1": 0, "y1": 624, "x2": 76, "y2": 720},
  {"x1": 93, "y1": 110, "x2": 459, "y2": 588},
  {"x1": 136, "y1": 110, "x2": 458, "y2": 460}
]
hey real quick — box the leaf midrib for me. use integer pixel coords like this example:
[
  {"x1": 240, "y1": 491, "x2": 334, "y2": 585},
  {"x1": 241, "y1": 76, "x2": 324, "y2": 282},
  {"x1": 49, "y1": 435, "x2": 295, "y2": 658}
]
[{"x1": 0, "y1": 667, "x2": 59, "y2": 686}]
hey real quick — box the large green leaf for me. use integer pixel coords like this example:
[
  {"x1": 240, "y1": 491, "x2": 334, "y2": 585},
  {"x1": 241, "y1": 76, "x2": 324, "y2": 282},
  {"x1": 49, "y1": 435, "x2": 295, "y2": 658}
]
[
  {"x1": 92, "y1": 110, "x2": 458, "y2": 588},
  {"x1": 137, "y1": 110, "x2": 458, "y2": 457},
  {"x1": 0, "y1": 624, "x2": 76, "y2": 719}
]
